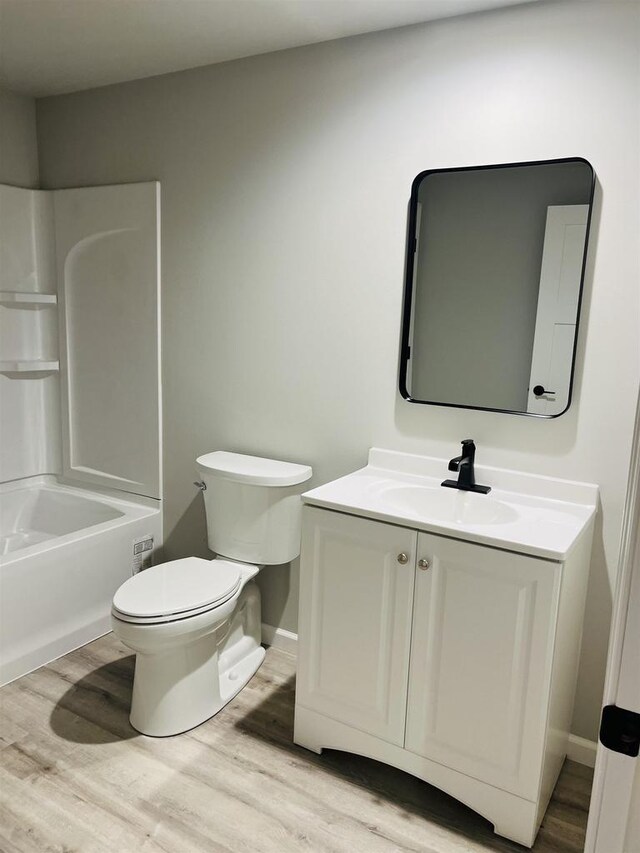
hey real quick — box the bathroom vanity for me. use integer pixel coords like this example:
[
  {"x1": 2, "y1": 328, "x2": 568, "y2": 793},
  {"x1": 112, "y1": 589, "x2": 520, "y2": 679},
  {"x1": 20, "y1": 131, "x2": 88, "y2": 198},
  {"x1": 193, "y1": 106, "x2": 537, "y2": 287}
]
[{"x1": 293, "y1": 449, "x2": 597, "y2": 847}]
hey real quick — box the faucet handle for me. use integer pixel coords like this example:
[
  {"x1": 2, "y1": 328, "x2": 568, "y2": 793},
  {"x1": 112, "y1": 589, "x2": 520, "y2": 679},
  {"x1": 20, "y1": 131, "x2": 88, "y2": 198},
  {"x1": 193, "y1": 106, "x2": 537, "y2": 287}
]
[{"x1": 461, "y1": 439, "x2": 476, "y2": 458}]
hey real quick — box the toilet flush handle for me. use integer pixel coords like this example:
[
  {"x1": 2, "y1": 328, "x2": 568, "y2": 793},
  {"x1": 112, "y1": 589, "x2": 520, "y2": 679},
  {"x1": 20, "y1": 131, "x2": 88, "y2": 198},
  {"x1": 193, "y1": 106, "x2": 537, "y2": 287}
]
[{"x1": 193, "y1": 480, "x2": 207, "y2": 491}]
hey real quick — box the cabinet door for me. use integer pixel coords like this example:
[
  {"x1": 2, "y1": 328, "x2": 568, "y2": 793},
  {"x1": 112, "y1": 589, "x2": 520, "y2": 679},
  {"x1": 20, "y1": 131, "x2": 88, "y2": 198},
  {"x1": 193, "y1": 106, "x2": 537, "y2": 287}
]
[
  {"x1": 405, "y1": 532, "x2": 560, "y2": 799},
  {"x1": 296, "y1": 507, "x2": 416, "y2": 745}
]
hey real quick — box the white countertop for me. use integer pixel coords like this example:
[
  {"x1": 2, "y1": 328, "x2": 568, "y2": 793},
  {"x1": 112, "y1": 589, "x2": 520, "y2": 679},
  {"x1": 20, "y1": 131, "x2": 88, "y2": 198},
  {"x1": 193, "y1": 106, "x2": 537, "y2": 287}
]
[{"x1": 302, "y1": 449, "x2": 598, "y2": 561}]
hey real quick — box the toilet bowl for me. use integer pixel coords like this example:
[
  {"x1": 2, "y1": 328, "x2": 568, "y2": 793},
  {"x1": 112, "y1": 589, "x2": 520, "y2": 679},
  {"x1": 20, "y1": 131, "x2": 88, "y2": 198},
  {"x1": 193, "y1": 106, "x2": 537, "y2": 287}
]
[{"x1": 111, "y1": 451, "x2": 311, "y2": 737}]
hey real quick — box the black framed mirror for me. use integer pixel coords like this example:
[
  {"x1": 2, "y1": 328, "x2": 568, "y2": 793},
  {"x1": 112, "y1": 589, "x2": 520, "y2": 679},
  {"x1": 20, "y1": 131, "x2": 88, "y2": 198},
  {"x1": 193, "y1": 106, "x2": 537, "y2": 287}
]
[{"x1": 399, "y1": 157, "x2": 595, "y2": 417}]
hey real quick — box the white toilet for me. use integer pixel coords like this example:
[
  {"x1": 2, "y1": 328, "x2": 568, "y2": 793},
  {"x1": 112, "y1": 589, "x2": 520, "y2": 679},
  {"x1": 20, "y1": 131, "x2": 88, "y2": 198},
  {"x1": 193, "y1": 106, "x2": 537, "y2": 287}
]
[{"x1": 111, "y1": 451, "x2": 312, "y2": 736}]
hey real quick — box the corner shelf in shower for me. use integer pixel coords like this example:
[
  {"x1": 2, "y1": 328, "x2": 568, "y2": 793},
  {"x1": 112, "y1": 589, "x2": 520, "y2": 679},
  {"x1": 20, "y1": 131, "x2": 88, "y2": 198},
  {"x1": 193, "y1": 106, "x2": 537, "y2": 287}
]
[
  {"x1": 0, "y1": 360, "x2": 59, "y2": 374},
  {"x1": 0, "y1": 292, "x2": 60, "y2": 375},
  {"x1": 0, "y1": 291, "x2": 57, "y2": 305}
]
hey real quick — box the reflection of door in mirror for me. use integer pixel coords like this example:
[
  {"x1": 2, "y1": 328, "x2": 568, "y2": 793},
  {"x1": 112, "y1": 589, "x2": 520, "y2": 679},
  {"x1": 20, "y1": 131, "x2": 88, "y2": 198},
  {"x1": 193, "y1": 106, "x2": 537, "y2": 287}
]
[
  {"x1": 400, "y1": 158, "x2": 595, "y2": 418},
  {"x1": 527, "y1": 205, "x2": 589, "y2": 415}
]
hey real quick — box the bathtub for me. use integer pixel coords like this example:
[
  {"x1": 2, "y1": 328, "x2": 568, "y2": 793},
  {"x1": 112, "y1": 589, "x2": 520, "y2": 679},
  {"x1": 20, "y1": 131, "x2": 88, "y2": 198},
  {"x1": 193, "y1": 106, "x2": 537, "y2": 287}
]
[{"x1": 0, "y1": 475, "x2": 162, "y2": 686}]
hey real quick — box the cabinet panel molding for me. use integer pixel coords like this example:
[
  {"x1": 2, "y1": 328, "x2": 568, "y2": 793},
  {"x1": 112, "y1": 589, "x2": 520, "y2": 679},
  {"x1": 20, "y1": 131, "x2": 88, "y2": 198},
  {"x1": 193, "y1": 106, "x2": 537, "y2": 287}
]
[
  {"x1": 405, "y1": 532, "x2": 560, "y2": 799},
  {"x1": 296, "y1": 507, "x2": 416, "y2": 744}
]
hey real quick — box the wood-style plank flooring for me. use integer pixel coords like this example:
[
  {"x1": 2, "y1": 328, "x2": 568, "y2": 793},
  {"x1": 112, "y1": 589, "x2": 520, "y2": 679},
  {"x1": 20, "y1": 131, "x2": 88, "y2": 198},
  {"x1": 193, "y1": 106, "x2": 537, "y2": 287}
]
[{"x1": 0, "y1": 635, "x2": 592, "y2": 852}]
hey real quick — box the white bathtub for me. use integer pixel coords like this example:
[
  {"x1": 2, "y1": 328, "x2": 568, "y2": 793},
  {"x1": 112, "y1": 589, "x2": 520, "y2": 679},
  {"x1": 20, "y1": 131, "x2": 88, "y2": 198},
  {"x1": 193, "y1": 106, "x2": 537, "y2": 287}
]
[{"x1": 0, "y1": 476, "x2": 162, "y2": 686}]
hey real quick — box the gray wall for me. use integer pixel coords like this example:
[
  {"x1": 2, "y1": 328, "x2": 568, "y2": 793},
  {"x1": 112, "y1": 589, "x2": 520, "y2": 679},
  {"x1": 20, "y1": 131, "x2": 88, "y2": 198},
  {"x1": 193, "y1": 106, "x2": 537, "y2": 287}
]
[
  {"x1": 411, "y1": 162, "x2": 592, "y2": 410},
  {"x1": 0, "y1": 87, "x2": 39, "y2": 187},
  {"x1": 36, "y1": 0, "x2": 640, "y2": 741}
]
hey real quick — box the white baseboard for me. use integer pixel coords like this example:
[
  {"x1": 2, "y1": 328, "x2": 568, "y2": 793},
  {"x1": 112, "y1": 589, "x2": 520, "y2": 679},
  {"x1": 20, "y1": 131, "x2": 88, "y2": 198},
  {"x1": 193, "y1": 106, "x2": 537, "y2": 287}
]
[
  {"x1": 567, "y1": 734, "x2": 597, "y2": 768},
  {"x1": 261, "y1": 623, "x2": 298, "y2": 655}
]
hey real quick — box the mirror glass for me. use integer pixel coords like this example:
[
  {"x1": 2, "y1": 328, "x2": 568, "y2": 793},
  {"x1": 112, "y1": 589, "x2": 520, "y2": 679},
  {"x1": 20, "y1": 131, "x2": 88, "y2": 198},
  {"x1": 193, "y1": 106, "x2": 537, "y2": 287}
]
[{"x1": 399, "y1": 158, "x2": 594, "y2": 417}]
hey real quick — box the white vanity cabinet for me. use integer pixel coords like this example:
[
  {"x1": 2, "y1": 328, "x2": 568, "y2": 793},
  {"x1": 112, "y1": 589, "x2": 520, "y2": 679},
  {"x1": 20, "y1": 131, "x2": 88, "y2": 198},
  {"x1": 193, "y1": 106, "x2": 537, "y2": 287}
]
[{"x1": 295, "y1": 496, "x2": 594, "y2": 848}]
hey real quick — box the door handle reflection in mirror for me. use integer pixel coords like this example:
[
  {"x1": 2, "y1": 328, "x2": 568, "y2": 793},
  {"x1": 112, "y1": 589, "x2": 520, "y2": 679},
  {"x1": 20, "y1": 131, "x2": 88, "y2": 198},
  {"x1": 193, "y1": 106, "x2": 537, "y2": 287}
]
[{"x1": 533, "y1": 385, "x2": 556, "y2": 397}]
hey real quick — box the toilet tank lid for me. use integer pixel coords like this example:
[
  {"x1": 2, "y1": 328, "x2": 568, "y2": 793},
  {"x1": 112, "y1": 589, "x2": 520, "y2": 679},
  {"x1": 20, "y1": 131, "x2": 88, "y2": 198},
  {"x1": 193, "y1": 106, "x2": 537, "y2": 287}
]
[{"x1": 196, "y1": 451, "x2": 312, "y2": 487}]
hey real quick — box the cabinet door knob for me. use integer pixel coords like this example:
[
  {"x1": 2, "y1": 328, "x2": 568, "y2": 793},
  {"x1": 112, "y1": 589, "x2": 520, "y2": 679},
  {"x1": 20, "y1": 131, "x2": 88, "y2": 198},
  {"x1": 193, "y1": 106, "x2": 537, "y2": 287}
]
[
  {"x1": 418, "y1": 558, "x2": 430, "y2": 570},
  {"x1": 397, "y1": 552, "x2": 409, "y2": 564}
]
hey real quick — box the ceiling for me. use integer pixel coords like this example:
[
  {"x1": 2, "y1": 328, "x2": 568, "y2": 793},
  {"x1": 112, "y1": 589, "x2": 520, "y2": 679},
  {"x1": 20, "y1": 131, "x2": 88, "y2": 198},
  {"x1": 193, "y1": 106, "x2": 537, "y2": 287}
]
[{"x1": 0, "y1": 0, "x2": 535, "y2": 98}]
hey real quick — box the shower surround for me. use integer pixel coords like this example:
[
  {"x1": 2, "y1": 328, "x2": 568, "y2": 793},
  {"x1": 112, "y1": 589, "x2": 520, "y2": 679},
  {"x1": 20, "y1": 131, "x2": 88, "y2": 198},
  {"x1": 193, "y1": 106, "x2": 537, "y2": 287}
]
[{"x1": 0, "y1": 181, "x2": 162, "y2": 685}]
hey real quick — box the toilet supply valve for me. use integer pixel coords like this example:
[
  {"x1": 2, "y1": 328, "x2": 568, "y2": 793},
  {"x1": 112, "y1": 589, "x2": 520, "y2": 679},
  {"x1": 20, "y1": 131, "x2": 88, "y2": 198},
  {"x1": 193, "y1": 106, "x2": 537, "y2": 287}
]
[{"x1": 193, "y1": 480, "x2": 207, "y2": 491}]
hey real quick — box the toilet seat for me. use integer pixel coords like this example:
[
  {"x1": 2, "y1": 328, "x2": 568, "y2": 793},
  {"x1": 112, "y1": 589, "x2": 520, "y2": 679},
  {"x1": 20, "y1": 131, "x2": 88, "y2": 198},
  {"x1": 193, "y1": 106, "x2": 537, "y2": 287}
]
[{"x1": 112, "y1": 557, "x2": 242, "y2": 625}]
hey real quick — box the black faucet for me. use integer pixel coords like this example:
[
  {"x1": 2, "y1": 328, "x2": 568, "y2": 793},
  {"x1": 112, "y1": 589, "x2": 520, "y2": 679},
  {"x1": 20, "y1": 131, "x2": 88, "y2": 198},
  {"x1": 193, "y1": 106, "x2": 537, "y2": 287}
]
[{"x1": 441, "y1": 439, "x2": 491, "y2": 494}]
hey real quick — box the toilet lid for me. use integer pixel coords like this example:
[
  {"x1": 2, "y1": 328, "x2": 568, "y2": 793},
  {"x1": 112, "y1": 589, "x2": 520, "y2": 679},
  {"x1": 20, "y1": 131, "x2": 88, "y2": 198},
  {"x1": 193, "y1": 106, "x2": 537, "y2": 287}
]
[{"x1": 112, "y1": 557, "x2": 242, "y2": 620}]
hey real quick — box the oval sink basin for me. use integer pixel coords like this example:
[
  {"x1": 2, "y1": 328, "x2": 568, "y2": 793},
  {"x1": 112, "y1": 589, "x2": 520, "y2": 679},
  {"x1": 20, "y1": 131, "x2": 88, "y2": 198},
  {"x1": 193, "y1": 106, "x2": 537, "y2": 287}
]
[{"x1": 381, "y1": 485, "x2": 519, "y2": 526}]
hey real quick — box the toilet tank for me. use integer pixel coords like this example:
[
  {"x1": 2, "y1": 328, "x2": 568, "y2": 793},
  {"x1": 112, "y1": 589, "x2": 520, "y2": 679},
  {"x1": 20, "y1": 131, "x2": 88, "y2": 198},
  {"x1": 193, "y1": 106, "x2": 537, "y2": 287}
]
[{"x1": 196, "y1": 451, "x2": 312, "y2": 565}]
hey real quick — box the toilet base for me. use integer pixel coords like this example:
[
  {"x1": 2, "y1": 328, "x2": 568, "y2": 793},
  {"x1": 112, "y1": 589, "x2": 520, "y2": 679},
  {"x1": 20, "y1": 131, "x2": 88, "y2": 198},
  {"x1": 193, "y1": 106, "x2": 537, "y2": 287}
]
[
  {"x1": 128, "y1": 580, "x2": 265, "y2": 737},
  {"x1": 130, "y1": 643, "x2": 266, "y2": 737},
  {"x1": 220, "y1": 644, "x2": 266, "y2": 713}
]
